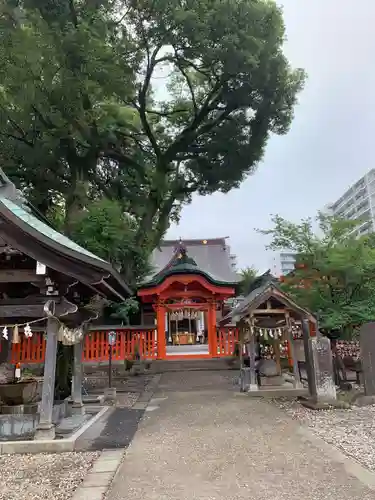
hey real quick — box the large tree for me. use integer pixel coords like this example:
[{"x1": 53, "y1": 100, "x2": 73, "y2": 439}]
[
  {"x1": 0, "y1": 0, "x2": 305, "y2": 249},
  {"x1": 260, "y1": 214, "x2": 375, "y2": 337}
]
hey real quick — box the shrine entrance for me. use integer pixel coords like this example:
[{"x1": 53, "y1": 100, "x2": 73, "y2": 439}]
[{"x1": 138, "y1": 246, "x2": 236, "y2": 359}]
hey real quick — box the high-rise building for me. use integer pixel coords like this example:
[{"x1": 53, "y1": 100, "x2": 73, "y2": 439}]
[
  {"x1": 279, "y1": 251, "x2": 296, "y2": 276},
  {"x1": 325, "y1": 169, "x2": 375, "y2": 237}
]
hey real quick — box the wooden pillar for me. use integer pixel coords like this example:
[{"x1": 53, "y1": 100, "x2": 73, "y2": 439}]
[
  {"x1": 247, "y1": 319, "x2": 258, "y2": 391},
  {"x1": 285, "y1": 311, "x2": 301, "y2": 388},
  {"x1": 35, "y1": 316, "x2": 59, "y2": 440},
  {"x1": 208, "y1": 301, "x2": 217, "y2": 357},
  {"x1": 71, "y1": 340, "x2": 85, "y2": 415},
  {"x1": 274, "y1": 339, "x2": 282, "y2": 376},
  {"x1": 156, "y1": 302, "x2": 166, "y2": 359}
]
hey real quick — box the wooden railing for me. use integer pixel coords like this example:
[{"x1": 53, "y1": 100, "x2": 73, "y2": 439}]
[
  {"x1": 217, "y1": 327, "x2": 240, "y2": 356},
  {"x1": 82, "y1": 329, "x2": 157, "y2": 362},
  {"x1": 10, "y1": 332, "x2": 46, "y2": 364},
  {"x1": 6, "y1": 328, "x2": 157, "y2": 363}
]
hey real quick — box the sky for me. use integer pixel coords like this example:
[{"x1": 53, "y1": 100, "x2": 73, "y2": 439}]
[{"x1": 167, "y1": 0, "x2": 375, "y2": 272}]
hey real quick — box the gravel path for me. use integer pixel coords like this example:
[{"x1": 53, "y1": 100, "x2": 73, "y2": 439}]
[
  {"x1": 107, "y1": 371, "x2": 375, "y2": 500},
  {"x1": 276, "y1": 399, "x2": 375, "y2": 472},
  {"x1": 0, "y1": 452, "x2": 99, "y2": 500}
]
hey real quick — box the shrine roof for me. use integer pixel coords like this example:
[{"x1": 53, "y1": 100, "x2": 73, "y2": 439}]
[
  {"x1": 221, "y1": 271, "x2": 314, "y2": 324},
  {"x1": 0, "y1": 169, "x2": 132, "y2": 301},
  {"x1": 141, "y1": 241, "x2": 239, "y2": 288},
  {"x1": 147, "y1": 238, "x2": 240, "y2": 285}
]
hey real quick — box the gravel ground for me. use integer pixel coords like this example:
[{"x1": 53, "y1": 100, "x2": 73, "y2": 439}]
[
  {"x1": 116, "y1": 392, "x2": 140, "y2": 407},
  {"x1": 0, "y1": 452, "x2": 99, "y2": 500},
  {"x1": 276, "y1": 398, "x2": 375, "y2": 472}
]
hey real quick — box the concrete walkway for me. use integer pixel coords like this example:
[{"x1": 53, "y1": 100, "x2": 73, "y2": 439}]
[{"x1": 106, "y1": 372, "x2": 375, "y2": 500}]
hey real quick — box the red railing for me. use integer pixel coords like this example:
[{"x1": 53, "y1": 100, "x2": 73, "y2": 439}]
[
  {"x1": 10, "y1": 332, "x2": 46, "y2": 364},
  {"x1": 217, "y1": 327, "x2": 239, "y2": 356},
  {"x1": 7, "y1": 328, "x2": 157, "y2": 363},
  {"x1": 82, "y1": 329, "x2": 157, "y2": 361}
]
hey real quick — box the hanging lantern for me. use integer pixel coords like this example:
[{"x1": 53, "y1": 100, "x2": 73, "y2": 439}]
[{"x1": 12, "y1": 325, "x2": 20, "y2": 344}]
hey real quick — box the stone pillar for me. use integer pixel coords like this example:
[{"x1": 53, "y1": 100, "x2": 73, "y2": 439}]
[
  {"x1": 34, "y1": 317, "x2": 59, "y2": 440},
  {"x1": 71, "y1": 340, "x2": 85, "y2": 415},
  {"x1": 302, "y1": 319, "x2": 317, "y2": 399},
  {"x1": 310, "y1": 335, "x2": 336, "y2": 402},
  {"x1": 360, "y1": 322, "x2": 375, "y2": 397}
]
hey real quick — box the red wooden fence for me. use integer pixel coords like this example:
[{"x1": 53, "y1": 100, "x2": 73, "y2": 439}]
[
  {"x1": 82, "y1": 329, "x2": 157, "y2": 362},
  {"x1": 217, "y1": 327, "x2": 239, "y2": 356},
  {"x1": 10, "y1": 332, "x2": 46, "y2": 364},
  {"x1": 6, "y1": 328, "x2": 157, "y2": 363}
]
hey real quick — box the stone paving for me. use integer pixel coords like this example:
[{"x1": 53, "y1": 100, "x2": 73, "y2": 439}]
[{"x1": 106, "y1": 371, "x2": 375, "y2": 500}]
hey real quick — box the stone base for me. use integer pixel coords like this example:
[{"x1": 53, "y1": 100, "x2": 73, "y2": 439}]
[
  {"x1": 34, "y1": 424, "x2": 56, "y2": 440},
  {"x1": 299, "y1": 397, "x2": 350, "y2": 410},
  {"x1": 260, "y1": 376, "x2": 283, "y2": 387},
  {"x1": 104, "y1": 387, "x2": 117, "y2": 403},
  {"x1": 353, "y1": 395, "x2": 375, "y2": 407},
  {"x1": 55, "y1": 414, "x2": 90, "y2": 436},
  {"x1": 248, "y1": 384, "x2": 259, "y2": 392},
  {"x1": 71, "y1": 404, "x2": 85, "y2": 416},
  {"x1": 0, "y1": 414, "x2": 39, "y2": 441}
]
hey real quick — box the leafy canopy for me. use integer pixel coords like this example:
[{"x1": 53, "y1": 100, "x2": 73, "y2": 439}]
[
  {"x1": 239, "y1": 266, "x2": 258, "y2": 295},
  {"x1": 0, "y1": 0, "x2": 305, "y2": 248},
  {"x1": 260, "y1": 213, "x2": 375, "y2": 335}
]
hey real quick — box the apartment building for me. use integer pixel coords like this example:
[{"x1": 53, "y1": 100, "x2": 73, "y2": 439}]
[
  {"x1": 325, "y1": 169, "x2": 375, "y2": 237},
  {"x1": 279, "y1": 251, "x2": 296, "y2": 276}
]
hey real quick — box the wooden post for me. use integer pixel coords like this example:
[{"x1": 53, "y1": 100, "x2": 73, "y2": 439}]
[
  {"x1": 156, "y1": 303, "x2": 166, "y2": 359},
  {"x1": 208, "y1": 301, "x2": 217, "y2": 357},
  {"x1": 248, "y1": 317, "x2": 258, "y2": 391},
  {"x1": 35, "y1": 317, "x2": 59, "y2": 440},
  {"x1": 71, "y1": 340, "x2": 85, "y2": 415},
  {"x1": 274, "y1": 338, "x2": 282, "y2": 375},
  {"x1": 285, "y1": 311, "x2": 302, "y2": 388}
]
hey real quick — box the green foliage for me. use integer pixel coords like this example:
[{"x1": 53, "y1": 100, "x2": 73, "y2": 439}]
[
  {"x1": 0, "y1": 0, "x2": 305, "y2": 250},
  {"x1": 260, "y1": 213, "x2": 375, "y2": 335},
  {"x1": 110, "y1": 297, "x2": 140, "y2": 325},
  {"x1": 239, "y1": 266, "x2": 258, "y2": 295},
  {"x1": 69, "y1": 198, "x2": 151, "y2": 286}
]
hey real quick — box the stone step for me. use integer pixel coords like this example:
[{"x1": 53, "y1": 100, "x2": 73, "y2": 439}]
[{"x1": 150, "y1": 358, "x2": 237, "y2": 373}]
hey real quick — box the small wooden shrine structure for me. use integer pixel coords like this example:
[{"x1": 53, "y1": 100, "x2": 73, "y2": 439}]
[
  {"x1": 221, "y1": 272, "x2": 317, "y2": 393},
  {"x1": 138, "y1": 242, "x2": 237, "y2": 359},
  {"x1": 0, "y1": 169, "x2": 131, "y2": 439}
]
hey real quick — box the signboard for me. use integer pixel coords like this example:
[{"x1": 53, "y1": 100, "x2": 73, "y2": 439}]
[{"x1": 108, "y1": 331, "x2": 117, "y2": 346}]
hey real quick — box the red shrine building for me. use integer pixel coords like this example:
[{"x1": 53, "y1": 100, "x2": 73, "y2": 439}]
[{"x1": 138, "y1": 238, "x2": 240, "y2": 359}]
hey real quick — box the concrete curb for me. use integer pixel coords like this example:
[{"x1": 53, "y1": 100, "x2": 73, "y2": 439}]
[
  {"x1": 0, "y1": 406, "x2": 110, "y2": 455},
  {"x1": 298, "y1": 427, "x2": 375, "y2": 491},
  {"x1": 72, "y1": 448, "x2": 126, "y2": 500}
]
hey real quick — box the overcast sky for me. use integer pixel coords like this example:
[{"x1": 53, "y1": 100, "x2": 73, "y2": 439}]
[{"x1": 167, "y1": 0, "x2": 375, "y2": 272}]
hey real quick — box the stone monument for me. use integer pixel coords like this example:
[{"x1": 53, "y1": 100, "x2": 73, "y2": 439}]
[
  {"x1": 358, "y1": 322, "x2": 375, "y2": 405},
  {"x1": 310, "y1": 335, "x2": 336, "y2": 402}
]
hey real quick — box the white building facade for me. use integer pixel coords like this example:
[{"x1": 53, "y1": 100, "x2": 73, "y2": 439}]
[{"x1": 325, "y1": 169, "x2": 375, "y2": 237}]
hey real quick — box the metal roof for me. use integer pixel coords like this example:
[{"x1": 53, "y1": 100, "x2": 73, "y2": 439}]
[
  {"x1": 0, "y1": 196, "x2": 106, "y2": 263},
  {"x1": 149, "y1": 238, "x2": 240, "y2": 283}
]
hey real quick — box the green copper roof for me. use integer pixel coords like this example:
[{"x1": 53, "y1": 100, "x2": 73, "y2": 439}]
[{"x1": 0, "y1": 195, "x2": 106, "y2": 263}]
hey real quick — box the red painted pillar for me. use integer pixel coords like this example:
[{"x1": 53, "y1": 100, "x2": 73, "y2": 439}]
[
  {"x1": 156, "y1": 303, "x2": 166, "y2": 359},
  {"x1": 208, "y1": 301, "x2": 217, "y2": 357}
]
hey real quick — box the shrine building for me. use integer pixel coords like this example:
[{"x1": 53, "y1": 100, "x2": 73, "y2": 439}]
[{"x1": 138, "y1": 238, "x2": 240, "y2": 359}]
